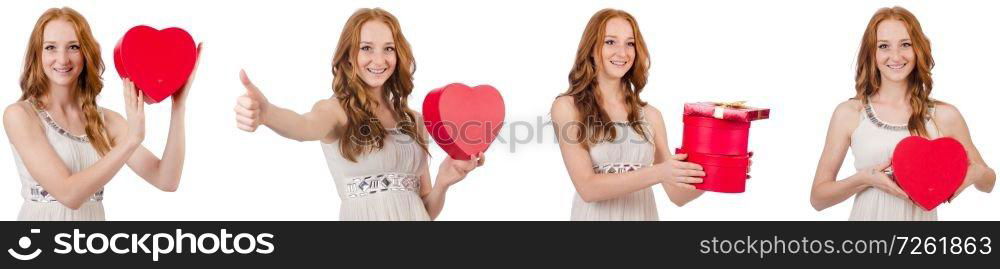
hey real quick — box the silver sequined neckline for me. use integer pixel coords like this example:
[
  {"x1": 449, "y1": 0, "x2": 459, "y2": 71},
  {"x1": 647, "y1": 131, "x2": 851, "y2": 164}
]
[
  {"x1": 863, "y1": 102, "x2": 908, "y2": 132},
  {"x1": 30, "y1": 101, "x2": 90, "y2": 143}
]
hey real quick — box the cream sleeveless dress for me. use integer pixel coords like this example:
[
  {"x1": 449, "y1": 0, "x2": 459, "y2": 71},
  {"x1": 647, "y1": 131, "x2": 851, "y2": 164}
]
[
  {"x1": 849, "y1": 102, "x2": 939, "y2": 221},
  {"x1": 13, "y1": 101, "x2": 105, "y2": 221},
  {"x1": 321, "y1": 128, "x2": 430, "y2": 221},
  {"x1": 571, "y1": 112, "x2": 658, "y2": 221}
]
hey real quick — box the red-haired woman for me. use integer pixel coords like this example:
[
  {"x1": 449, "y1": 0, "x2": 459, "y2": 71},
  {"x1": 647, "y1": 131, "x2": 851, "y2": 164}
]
[
  {"x1": 810, "y1": 6, "x2": 994, "y2": 220},
  {"x1": 235, "y1": 8, "x2": 483, "y2": 221},
  {"x1": 4, "y1": 7, "x2": 200, "y2": 221},
  {"x1": 551, "y1": 9, "x2": 706, "y2": 221}
]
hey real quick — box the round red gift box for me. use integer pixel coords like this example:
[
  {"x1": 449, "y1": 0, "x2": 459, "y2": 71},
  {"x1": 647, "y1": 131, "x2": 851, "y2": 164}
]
[
  {"x1": 681, "y1": 115, "x2": 751, "y2": 156},
  {"x1": 675, "y1": 148, "x2": 751, "y2": 193}
]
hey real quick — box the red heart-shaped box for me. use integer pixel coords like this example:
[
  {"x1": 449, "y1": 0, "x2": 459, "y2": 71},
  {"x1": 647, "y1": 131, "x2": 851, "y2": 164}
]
[
  {"x1": 891, "y1": 136, "x2": 968, "y2": 211},
  {"x1": 676, "y1": 148, "x2": 751, "y2": 193},
  {"x1": 422, "y1": 83, "x2": 505, "y2": 160},
  {"x1": 114, "y1": 25, "x2": 196, "y2": 104}
]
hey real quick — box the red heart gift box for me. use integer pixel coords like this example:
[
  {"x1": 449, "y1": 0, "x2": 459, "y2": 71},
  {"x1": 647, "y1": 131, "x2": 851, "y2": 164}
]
[
  {"x1": 113, "y1": 25, "x2": 197, "y2": 104},
  {"x1": 891, "y1": 136, "x2": 968, "y2": 211},
  {"x1": 422, "y1": 83, "x2": 505, "y2": 160},
  {"x1": 677, "y1": 102, "x2": 769, "y2": 193}
]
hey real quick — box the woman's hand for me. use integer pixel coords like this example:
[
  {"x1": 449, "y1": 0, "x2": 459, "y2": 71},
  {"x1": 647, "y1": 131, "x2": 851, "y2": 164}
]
[
  {"x1": 123, "y1": 78, "x2": 145, "y2": 146},
  {"x1": 859, "y1": 161, "x2": 909, "y2": 199},
  {"x1": 655, "y1": 153, "x2": 705, "y2": 190},
  {"x1": 235, "y1": 69, "x2": 269, "y2": 132},
  {"x1": 172, "y1": 42, "x2": 203, "y2": 109},
  {"x1": 435, "y1": 152, "x2": 485, "y2": 188}
]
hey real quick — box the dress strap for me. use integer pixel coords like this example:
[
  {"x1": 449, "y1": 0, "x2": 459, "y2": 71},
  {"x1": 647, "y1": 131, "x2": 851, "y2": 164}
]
[{"x1": 28, "y1": 99, "x2": 90, "y2": 143}]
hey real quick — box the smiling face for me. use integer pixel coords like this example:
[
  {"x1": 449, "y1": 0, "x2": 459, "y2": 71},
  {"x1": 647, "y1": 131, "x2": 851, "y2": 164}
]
[
  {"x1": 875, "y1": 19, "x2": 915, "y2": 84},
  {"x1": 593, "y1": 17, "x2": 636, "y2": 81},
  {"x1": 40, "y1": 19, "x2": 83, "y2": 90},
  {"x1": 356, "y1": 20, "x2": 397, "y2": 90}
]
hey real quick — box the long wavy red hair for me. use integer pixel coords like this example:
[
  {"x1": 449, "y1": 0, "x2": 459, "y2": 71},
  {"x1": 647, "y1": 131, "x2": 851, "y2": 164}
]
[
  {"x1": 559, "y1": 9, "x2": 651, "y2": 148},
  {"x1": 20, "y1": 7, "x2": 112, "y2": 155},
  {"x1": 855, "y1": 6, "x2": 935, "y2": 137},
  {"x1": 332, "y1": 8, "x2": 428, "y2": 162}
]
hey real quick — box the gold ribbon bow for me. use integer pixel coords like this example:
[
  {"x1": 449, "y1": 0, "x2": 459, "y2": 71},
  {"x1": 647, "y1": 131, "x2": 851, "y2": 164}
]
[{"x1": 711, "y1": 101, "x2": 748, "y2": 119}]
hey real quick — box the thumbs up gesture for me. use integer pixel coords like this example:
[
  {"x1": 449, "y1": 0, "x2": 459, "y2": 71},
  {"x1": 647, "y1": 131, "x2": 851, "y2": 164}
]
[{"x1": 235, "y1": 69, "x2": 269, "y2": 132}]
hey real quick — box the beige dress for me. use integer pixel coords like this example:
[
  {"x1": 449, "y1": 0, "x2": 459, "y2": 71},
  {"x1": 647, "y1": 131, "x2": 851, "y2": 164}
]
[
  {"x1": 571, "y1": 112, "x2": 658, "y2": 221},
  {"x1": 321, "y1": 128, "x2": 430, "y2": 221},
  {"x1": 849, "y1": 102, "x2": 939, "y2": 221},
  {"x1": 14, "y1": 101, "x2": 105, "y2": 221}
]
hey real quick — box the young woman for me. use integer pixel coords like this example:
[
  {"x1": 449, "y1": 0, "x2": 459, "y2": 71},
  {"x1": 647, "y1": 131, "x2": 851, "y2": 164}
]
[
  {"x1": 4, "y1": 7, "x2": 199, "y2": 221},
  {"x1": 234, "y1": 8, "x2": 483, "y2": 221},
  {"x1": 550, "y1": 9, "x2": 706, "y2": 221},
  {"x1": 810, "y1": 6, "x2": 995, "y2": 220}
]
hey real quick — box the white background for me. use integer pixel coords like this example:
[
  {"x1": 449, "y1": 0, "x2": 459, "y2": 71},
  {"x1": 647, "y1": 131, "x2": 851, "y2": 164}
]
[{"x1": 0, "y1": 0, "x2": 996, "y2": 220}]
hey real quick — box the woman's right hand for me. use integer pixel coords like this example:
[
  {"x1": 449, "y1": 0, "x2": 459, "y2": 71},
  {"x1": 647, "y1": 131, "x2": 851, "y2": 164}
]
[
  {"x1": 655, "y1": 153, "x2": 705, "y2": 189},
  {"x1": 123, "y1": 78, "x2": 145, "y2": 146},
  {"x1": 235, "y1": 69, "x2": 269, "y2": 132},
  {"x1": 859, "y1": 161, "x2": 909, "y2": 199}
]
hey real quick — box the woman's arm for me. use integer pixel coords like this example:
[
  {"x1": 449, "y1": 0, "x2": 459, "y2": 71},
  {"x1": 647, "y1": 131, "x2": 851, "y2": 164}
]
[
  {"x1": 935, "y1": 103, "x2": 995, "y2": 197},
  {"x1": 550, "y1": 97, "x2": 703, "y2": 203},
  {"x1": 419, "y1": 153, "x2": 483, "y2": 220},
  {"x1": 111, "y1": 44, "x2": 201, "y2": 192},
  {"x1": 235, "y1": 70, "x2": 344, "y2": 142},
  {"x1": 412, "y1": 113, "x2": 484, "y2": 220},
  {"x1": 645, "y1": 105, "x2": 705, "y2": 206},
  {"x1": 810, "y1": 100, "x2": 907, "y2": 211},
  {"x1": 2, "y1": 80, "x2": 145, "y2": 209}
]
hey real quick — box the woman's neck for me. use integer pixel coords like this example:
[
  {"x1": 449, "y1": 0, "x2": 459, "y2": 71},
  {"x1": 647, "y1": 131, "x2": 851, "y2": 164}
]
[
  {"x1": 596, "y1": 74, "x2": 625, "y2": 105},
  {"x1": 872, "y1": 78, "x2": 909, "y2": 106},
  {"x1": 42, "y1": 83, "x2": 79, "y2": 112},
  {"x1": 367, "y1": 85, "x2": 389, "y2": 107}
]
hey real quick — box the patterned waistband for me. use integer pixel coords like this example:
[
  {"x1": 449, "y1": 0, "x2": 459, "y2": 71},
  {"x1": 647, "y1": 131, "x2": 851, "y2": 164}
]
[
  {"x1": 30, "y1": 184, "x2": 103, "y2": 203},
  {"x1": 593, "y1": 163, "x2": 646, "y2": 174},
  {"x1": 345, "y1": 173, "x2": 421, "y2": 199}
]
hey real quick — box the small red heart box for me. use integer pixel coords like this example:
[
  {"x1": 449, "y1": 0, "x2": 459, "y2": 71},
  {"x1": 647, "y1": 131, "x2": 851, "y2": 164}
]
[
  {"x1": 422, "y1": 83, "x2": 505, "y2": 160},
  {"x1": 113, "y1": 25, "x2": 196, "y2": 104}
]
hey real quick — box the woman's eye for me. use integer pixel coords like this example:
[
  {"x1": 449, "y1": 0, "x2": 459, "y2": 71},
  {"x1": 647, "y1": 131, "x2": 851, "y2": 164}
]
[
  {"x1": 901, "y1": 42, "x2": 912, "y2": 48},
  {"x1": 877, "y1": 44, "x2": 889, "y2": 49},
  {"x1": 385, "y1": 46, "x2": 395, "y2": 52},
  {"x1": 69, "y1": 45, "x2": 81, "y2": 50},
  {"x1": 604, "y1": 40, "x2": 615, "y2": 45},
  {"x1": 44, "y1": 45, "x2": 55, "y2": 51},
  {"x1": 360, "y1": 46, "x2": 372, "y2": 52},
  {"x1": 627, "y1": 41, "x2": 636, "y2": 47}
]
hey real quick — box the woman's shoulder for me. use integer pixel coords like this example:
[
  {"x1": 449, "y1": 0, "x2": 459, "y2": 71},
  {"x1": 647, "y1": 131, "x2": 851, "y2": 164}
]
[
  {"x1": 826, "y1": 98, "x2": 864, "y2": 136},
  {"x1": 550, "y1": 95, "x2": 579, "y2": 121},
  {"x1": 3, "y1": 101, "x2": 43, "y2": 135},
  {"x1": 640, "y1": 104, "x2": 661, "y2": 119},
  {"x1": 832, "y1": 98, "x2": 863, "y2": 119},
  {"x1": 94, "y1": 106, "x2": 124, "y2": 126},
  {"x1": 4, "y1": 101, "x2": 35, "y2": 122},
  {"x1": 314, "y1": 96, "x2": 348, "y2": 125},
  {"x1": 930, "y1": 100, "x2": 964, "y2": 127}
]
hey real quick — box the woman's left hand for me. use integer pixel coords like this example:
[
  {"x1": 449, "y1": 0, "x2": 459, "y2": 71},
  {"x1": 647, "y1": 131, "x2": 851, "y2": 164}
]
[
  {"x1": 435, "y1": 152, "x2": 485, "y2": 188},
  {"x1": 172, "y1": 42, "x2": 203, "y2": 108}
]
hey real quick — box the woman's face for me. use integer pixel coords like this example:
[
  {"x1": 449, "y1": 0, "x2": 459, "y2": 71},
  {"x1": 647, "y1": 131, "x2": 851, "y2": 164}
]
[
  {"x1": 875, "y1": 19, "x2": 915, "y2": 84},
  {"x1": 356, "y1": 20, "x2": 397, "y2": 90},
  {"x1": 594, "y1": 17, "x2": 636, "y2": 80},
  {"x1": 41, "y1": 19, "x2": 83, "y2": 89}
]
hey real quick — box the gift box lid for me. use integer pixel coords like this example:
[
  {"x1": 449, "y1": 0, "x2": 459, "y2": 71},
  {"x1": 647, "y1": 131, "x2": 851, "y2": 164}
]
[
  {"x1": 682, "y1": 114, "x2": 751, "y2": 129},
  {"x1": 683, "y1": 101, "x2": 770, "y2": 122}
]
